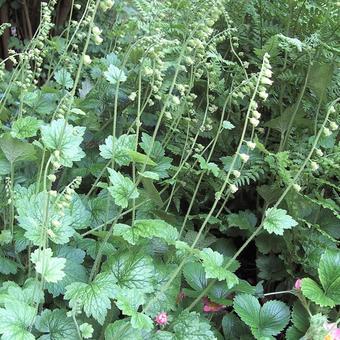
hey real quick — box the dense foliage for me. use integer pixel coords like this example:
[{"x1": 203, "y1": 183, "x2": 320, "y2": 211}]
[{"x1": 0, "y1": 0, "x2": 339, "y2": 339}]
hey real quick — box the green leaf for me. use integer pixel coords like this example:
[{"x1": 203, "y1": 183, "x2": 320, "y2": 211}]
[
  {"x1": 301, "y1": 278, "x2": 335, "y2": 307},
  {"x1": 16, "y1": 191, "x2": 75, "y2": 246},
  {"x1": 318, "y1": 249, "x2": 340, "y2": 304},
  {"x1": 115, "y1": 288, "x2": 145, "y2": 316},
  {"x1": 41, "y1": 119, "x2": 86, "y2": 167},
  {"x1": 0, "y1": 134, "x2": 36, "y2": 163},
  {"x1": 0, "y1": 230, "x2": 13, "y2": 245},
  {"x1": 264, "y1": 105, "x2": 309, "y2": 133},
  {"x1": 99, "y1": 134, "x2": 136, "y2": 166},
  {"x1": 222, "y1": 120, "x2": 235, "y2": 130},
  {"x1": 107, "y1": 168, "x2": 139, "y2": 208},
  {"x1": 112, "y1": 223, "x2": 139, "y2": 245},
  {"x1": 234, "y1": 294, "x2": 290, "y2": 339},
  {"x1": 141, "y1": 178, "x2": 163, "y2": 206},
  {"x1": 139, "y1": 171, "x2": 159, "y2": 180},
  {"x1": 128, "y1": 150, "x2": 156, "y2": 166},
  {"x1": 0, "y1": 300, "x2": 36, "y2": 340},
  {"x1": 233, "y1": 294, "x2": 261, "y2": 329},
  {"x1": 301, "y1": 249, "x2": 340, "y2": 307},
  {"x1": 64, "y1": 272, "x2": 117, "y2": 324},
  {"x1": 54, "y1": 68, "x2": 74, "y2": 89},
  {"x1": 146, "y1": 263, "x2": 181, "y2": 316},
  {"x1": 152, "y1": 331, "x2": 176, "y2": 340},
  {"x1": 133, "y1": 219, "x2": 179, "y2": 244},
  {"x1": 0, "y1": 256, "x2": 18, "y2": 275},
  {"x1": 131, "y1": 312, "x2": 154, "y2": 331},
  {"x1": 0, "y1": 279, "x2": 43, "y2": 306},
  {"x1": 65, "y1": 194, "x2": 91, "y2": 230},
  {"x1": 11, "y1": 116, "x2": 42, "y2": 139},
  {"x1": 194, "y1": 154, "x2": 220, "y2": 177},
  {"x1": 263, "y1": 208, "x2": 298, "y2": 235},
  {"x1": 256, "y1": 300, "x2": 291, "y2": 338},
  {"x1": 222, "y1": 314, "x2": 251, "y2": 340},
  {"x1": 227, "y1": 210, "x2": 257, "y2": 231},
  {"x1": 23, "y1": 89, "x2": 58, "y2": 115},
  {"x1": 308, "y1": 62, "x2": 334, "y2": 100},
  {"x1": 286, "y1": 326, "x2": 305, "y2": 340},
  {"x1": 79, "y1": 323, "x2": 93, "y2": 339},
  {"x1": 183, "y1": 262, "x2": 207, "y2": 291},
  {"x1": 107, "y1": 251, "x2": 155, "y2": 293},
  {"x1": 46, "y1": 246, "x2": 87, "y2": 297},
  {"x1": 290, "y1": 301, "x2": 309, "y2": 333},
  {"x1": 31, "y1": 248, "x2": 66, "y2": 283},
  {"x1": 140, "y1": 133, "x2": 172, "y2": 179},
  {"x1": 172, "y1": 311, "x2": 217, "y2": 340},
  {"x1": 200, "y1": 248, "x2": 239, "y2": 288},
  {"x1": 0, "y1": 152, "x2": 10, "y2": 175},
  {"x1": 35, "y1": 309, "x2": 78, "y2": 340},
  {"x1": 256, "y1": 255, "x2": 286, "y2": 281},
  {"x1": 104, "y1": 64, "x2": 127, "y2": 84},
  {"x1": 105, "y1": 320, "x2": 143, "y2": 340}
]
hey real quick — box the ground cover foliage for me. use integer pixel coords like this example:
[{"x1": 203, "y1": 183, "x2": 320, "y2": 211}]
[{"x1": 0, "y1": 0, "x2": 339, "y2": 339}]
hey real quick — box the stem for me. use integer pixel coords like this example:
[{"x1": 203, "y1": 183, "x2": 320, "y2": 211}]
[
  {"x1": 9, "y1": 162, "x2": 15, "y2": 235},
  {"x1": 263, "y1": 290, "x2": 292, "y2": 297}
]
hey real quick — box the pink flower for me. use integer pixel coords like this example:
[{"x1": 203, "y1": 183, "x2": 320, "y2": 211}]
[
  {"x1": 202, "y1": 297, "x2": 225, "y2": 313},
  {"x1": 324, "y1": 322, "x2": 340, "y2": 340},
  {"x1": 155, "y1": 312, "x2": 168, "y2": 325},
  {"x1": 294, "y1": 278, "x2": 302, "y2": 290}
]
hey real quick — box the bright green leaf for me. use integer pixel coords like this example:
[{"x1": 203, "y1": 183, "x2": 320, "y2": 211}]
[
  {"x1": 16, "y1": 191, "x2": 75, "y2": 246},
  {"x1": 54, "y1": 69, "x2": 74, "y2": 89},
  {"x1": 131, "y1": 312, "x2": 154, "y2": 331},
  {"x1": 115, "y1": 288, "x2": 145, "y2": 316},
  {"x1": 263, "y1": 208, "x2": 298, "y2": 235},
  {"x1": 234, "y1": 294, "x2": 290, "y2": 339},
  {"x1": 99, "y1": 134, "x2": 136, "y2": 166},
  {"x1": 105, "y1": 320, "x2": 142, "y2": 340},
  {"x1": 222, "y1": 120, "x2": 235, "y2": 130},
  {"x1": 35, "y1": 309, "x2": 78, "y2": 340},
  {"x1": 46, "y1": 246, "x2": 87, "y2": 297},
  {"x1": 11, "y1": 116, "x2": 42, "y2": 139},
  {"x1": 0, "y1": 300, "x2": 36, "y2": 340},
  {"x1": 41, "y1": 119, "x2": 86, "y2": 167},
  {"x1": 318, "y1": 249, "x2": 340, "y2": 304},
  {"x1": 0, "y1": 134, "x2": 36, "y2": 163},
  {"x1": 200, "y1": 248, "x2": 239, "y2": 288},
  {"x1": 0, "y1": 256, "x2": 18, "y2": 275},
  {"x1": 183, "y1": 262, "x2": 207, "y2": 291},
  {"x1": 227, "y1": 210, "x2": 257, "y2": 231},
  {"x1": 64, "y1": 272, "x2": 117, "y2": 324},
  {"x1": 172, "y1": 311, "x2": 217, "y2": 340},
  {"x1": 133, "y1": 219, "x2": 179, "y2": 244},
  {"x1": 301, "y1": 278, "x2": 335, "y2": 307},
  {"x1": 31, "y1": 248, "x2": 66, "y2": 283},
  {"x1": 107, "y1": 168, "x2": 139, "y2": 208},
  {"x1": 79, "y1": 323, "x2": 94, "y2": 339},
  {"x1": 104, "y1": 65, "x2": 127, "y2": 84},
  {"x1": 107, "y1": 251, "x2": 155, "y2": 293}
]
